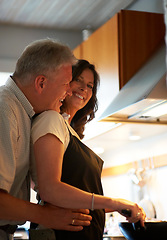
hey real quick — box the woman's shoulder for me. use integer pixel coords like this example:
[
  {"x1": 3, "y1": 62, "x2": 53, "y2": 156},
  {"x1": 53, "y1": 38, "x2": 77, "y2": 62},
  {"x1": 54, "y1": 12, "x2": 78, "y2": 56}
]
[
  {"x1": 31, "y1": 110, "x2": 68, "y2": 144},
  {"x1": 37, "y1": 110, "x2": 62, "y2": 119},
  {"x1": 33, "y1": 110, "x2": 64, "y2": 125},
  {"x1": 32, "y1": 110, "x2": 67, "y2": 135}
]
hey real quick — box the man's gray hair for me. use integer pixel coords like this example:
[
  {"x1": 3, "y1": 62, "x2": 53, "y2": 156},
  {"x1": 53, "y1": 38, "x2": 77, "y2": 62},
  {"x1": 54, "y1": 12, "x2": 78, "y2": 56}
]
[{"x1": 13, "y1": 38, "x2": 77, "y2": 84}]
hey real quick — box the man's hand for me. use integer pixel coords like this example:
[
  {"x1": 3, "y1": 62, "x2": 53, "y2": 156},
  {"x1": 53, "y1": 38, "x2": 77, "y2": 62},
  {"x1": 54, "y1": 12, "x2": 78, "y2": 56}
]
[
  {"x1": 41, "y1": 204, "x2": 92, "y2": 231},
  {"x1": 0, "y1": 190, "x2": 91, "y2": 231}
]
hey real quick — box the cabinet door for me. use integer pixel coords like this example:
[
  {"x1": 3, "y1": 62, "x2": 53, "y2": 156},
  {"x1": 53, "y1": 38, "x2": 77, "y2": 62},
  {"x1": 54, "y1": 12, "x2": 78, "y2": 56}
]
[
  {"x1": 80, "y1": 14, "x2": 120, "y2": 116},
  {"x1": 119, "y1": 10, "x2": 165, "y2": 88},
  {"x1": 73, "y1": 44, "x2": 82, "y2": 59}
]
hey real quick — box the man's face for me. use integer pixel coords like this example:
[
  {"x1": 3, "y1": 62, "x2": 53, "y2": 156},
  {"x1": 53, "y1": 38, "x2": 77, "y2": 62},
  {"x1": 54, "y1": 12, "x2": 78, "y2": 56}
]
[{"x1": 43, "y1": 64, "x2": 72, "y2": 112}]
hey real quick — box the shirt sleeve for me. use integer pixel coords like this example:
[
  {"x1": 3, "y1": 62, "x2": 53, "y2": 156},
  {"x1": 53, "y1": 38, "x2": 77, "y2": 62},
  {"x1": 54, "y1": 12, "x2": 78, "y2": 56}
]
[
  {"x1": 0, "y1": 104, "x2": 17, "y2": 192},
  {"x1": 31, "y1": 110, "x2": 69, "y2": 145}
]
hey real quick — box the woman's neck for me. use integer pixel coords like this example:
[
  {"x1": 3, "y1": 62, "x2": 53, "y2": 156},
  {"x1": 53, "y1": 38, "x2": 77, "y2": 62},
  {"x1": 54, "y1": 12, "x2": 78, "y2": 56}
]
[{"x1": 65, "y1": 108, "x2": 77, "y2": 124}]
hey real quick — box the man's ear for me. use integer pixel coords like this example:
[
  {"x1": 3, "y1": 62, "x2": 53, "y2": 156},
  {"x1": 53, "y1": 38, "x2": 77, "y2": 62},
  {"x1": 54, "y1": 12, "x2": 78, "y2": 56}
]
[{"x1": 34, "y1": 75, "x2": 47, "y2": 94}]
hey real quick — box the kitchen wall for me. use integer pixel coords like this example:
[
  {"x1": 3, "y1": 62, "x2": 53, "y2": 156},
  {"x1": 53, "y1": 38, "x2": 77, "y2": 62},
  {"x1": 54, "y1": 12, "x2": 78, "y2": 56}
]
[
  {"x1": 101, "y1": 130, "x2": 167, "y2": 221},
  {"x1": 0, "y1": 24, "x2": 82, "y2": 73},
  {"x1": 127, "y1": 0, "x2": 164, "y2": 13}
]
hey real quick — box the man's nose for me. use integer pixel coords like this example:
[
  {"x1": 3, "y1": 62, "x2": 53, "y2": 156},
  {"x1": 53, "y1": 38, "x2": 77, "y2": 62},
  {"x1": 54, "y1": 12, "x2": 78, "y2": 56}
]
[{"x1": 66, "y1": 85, "x2": 72, "y2": 96}]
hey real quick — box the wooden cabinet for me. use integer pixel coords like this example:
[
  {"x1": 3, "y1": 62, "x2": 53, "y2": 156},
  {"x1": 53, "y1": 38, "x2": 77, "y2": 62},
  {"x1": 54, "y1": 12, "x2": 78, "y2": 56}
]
[
  {"x1": 118, "y1": 10, "x2": 165, "y2": 88},
  {"x1": 73, "y1": 10, "x2": 165, "y2": 90},
  {"x1": 73, "y1": 14, "x2": 120, "y2": 116}
]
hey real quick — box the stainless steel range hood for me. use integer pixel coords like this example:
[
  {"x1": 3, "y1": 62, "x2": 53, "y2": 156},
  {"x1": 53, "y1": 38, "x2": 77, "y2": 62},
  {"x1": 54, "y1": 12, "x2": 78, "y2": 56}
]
[{"x1": 100, "y1": 44, "x2": 167, "y2": 125}]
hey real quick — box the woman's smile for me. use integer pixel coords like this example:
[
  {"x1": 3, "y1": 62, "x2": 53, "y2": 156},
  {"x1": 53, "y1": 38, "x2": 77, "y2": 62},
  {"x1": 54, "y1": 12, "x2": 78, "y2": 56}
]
[{"x1": 73, "y1": 92, "x2": 84, "y2": 100}]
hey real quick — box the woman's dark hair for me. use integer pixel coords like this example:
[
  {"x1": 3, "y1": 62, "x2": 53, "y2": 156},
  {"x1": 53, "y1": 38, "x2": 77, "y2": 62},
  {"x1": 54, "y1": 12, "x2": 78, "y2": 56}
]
[{"x1": 61, "y1": 59, "x2": 100, "y2": 139}]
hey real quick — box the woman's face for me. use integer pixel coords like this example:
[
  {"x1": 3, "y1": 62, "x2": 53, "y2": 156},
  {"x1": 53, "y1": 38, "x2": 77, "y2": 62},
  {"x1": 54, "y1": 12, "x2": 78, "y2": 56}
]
[{"x1": 65, "y1": 68, "x2": 94, "y2": 112}]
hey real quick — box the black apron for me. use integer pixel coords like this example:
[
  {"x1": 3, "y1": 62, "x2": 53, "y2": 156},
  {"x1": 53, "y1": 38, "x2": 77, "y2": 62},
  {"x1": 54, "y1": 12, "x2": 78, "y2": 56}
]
[{"x1": 54, "y1": 130, "x2": 105, "y2": 240}]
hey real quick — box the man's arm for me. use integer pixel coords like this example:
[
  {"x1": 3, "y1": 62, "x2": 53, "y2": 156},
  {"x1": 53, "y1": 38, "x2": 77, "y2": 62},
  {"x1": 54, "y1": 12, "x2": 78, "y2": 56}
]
[{"x1": 0, "y1": 190, "x2": 92, "y2": 231}]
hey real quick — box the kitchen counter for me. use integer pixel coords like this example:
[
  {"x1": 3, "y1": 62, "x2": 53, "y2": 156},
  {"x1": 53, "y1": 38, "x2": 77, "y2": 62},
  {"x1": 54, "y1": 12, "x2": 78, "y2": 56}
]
[{"x1": 103, "y1": 235, "x2": 126, "y2": 240}]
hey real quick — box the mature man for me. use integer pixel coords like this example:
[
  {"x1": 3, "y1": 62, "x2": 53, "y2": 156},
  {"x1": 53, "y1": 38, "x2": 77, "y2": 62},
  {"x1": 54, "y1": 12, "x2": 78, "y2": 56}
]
[{"x1": 0, "y1": 38, "x2": 91, "y2": 240}]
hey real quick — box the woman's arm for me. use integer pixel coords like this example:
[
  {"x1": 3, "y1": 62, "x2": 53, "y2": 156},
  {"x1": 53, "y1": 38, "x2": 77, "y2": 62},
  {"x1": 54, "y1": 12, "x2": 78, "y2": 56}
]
[
  {"x1": 34, "y1": 133, "x2": 145, "y2": 226},
  {"x1": 34, "y1": 133, "x2": 93, "y2": 209}
]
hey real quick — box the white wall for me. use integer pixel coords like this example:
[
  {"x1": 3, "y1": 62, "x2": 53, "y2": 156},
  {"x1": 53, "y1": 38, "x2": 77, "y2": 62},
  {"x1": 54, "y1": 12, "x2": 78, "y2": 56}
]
[
  {"x1": 127, "y1": 0, "x2": 164, "y2": 13},
  {"x1": 0, "y1": 24, "x2": 82, "y2": 72},
  {"x1": 101, "y1": 130, "x2": 167, "y2": 221},
  {"x1": 102, "y1": 166, "x2": 167, "y2": 221}
]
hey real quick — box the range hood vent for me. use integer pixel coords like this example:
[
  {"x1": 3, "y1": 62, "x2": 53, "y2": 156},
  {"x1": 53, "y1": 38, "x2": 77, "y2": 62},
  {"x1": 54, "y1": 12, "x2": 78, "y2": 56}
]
[{"x1": 100, "y1": 44, "x2": 167, "y2": 124}]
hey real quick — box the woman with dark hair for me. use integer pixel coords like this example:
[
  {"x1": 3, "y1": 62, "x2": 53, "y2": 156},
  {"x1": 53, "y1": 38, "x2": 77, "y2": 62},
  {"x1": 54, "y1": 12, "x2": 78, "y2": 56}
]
[
  {"x1": 31, "y1": 59, "x2": 145, "y2": 240},
  {"x1": 60, "y1": 59, "x2": 99, "y2": 139}
]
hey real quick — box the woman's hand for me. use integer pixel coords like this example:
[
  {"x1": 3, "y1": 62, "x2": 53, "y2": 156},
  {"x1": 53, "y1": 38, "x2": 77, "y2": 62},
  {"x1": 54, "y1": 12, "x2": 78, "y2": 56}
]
[{"x1": 113, "y1": 198, "x2": 146, "y2": 227}]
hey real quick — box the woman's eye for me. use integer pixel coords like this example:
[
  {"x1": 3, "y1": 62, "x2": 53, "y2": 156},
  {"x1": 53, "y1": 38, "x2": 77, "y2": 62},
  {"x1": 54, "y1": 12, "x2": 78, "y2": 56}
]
[{"x1": 88, "y1": 84, "x2": 93, "y2": 89}]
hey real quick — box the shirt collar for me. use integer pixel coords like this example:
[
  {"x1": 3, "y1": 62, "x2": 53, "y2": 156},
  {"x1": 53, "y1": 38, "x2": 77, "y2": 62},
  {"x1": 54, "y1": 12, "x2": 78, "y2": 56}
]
[
  {"x1": 6, "y1": 76, "x2": 35, "y2": 118},
  {"x1": 62, "y1": 112, "x2": 71, "y2": 121}
]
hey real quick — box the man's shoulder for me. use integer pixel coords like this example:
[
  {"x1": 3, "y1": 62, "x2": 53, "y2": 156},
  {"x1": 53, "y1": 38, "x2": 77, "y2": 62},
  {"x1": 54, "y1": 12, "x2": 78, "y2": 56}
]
[{"x1": 0, "y1": 86, "x2": 22, "y2": 117}]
